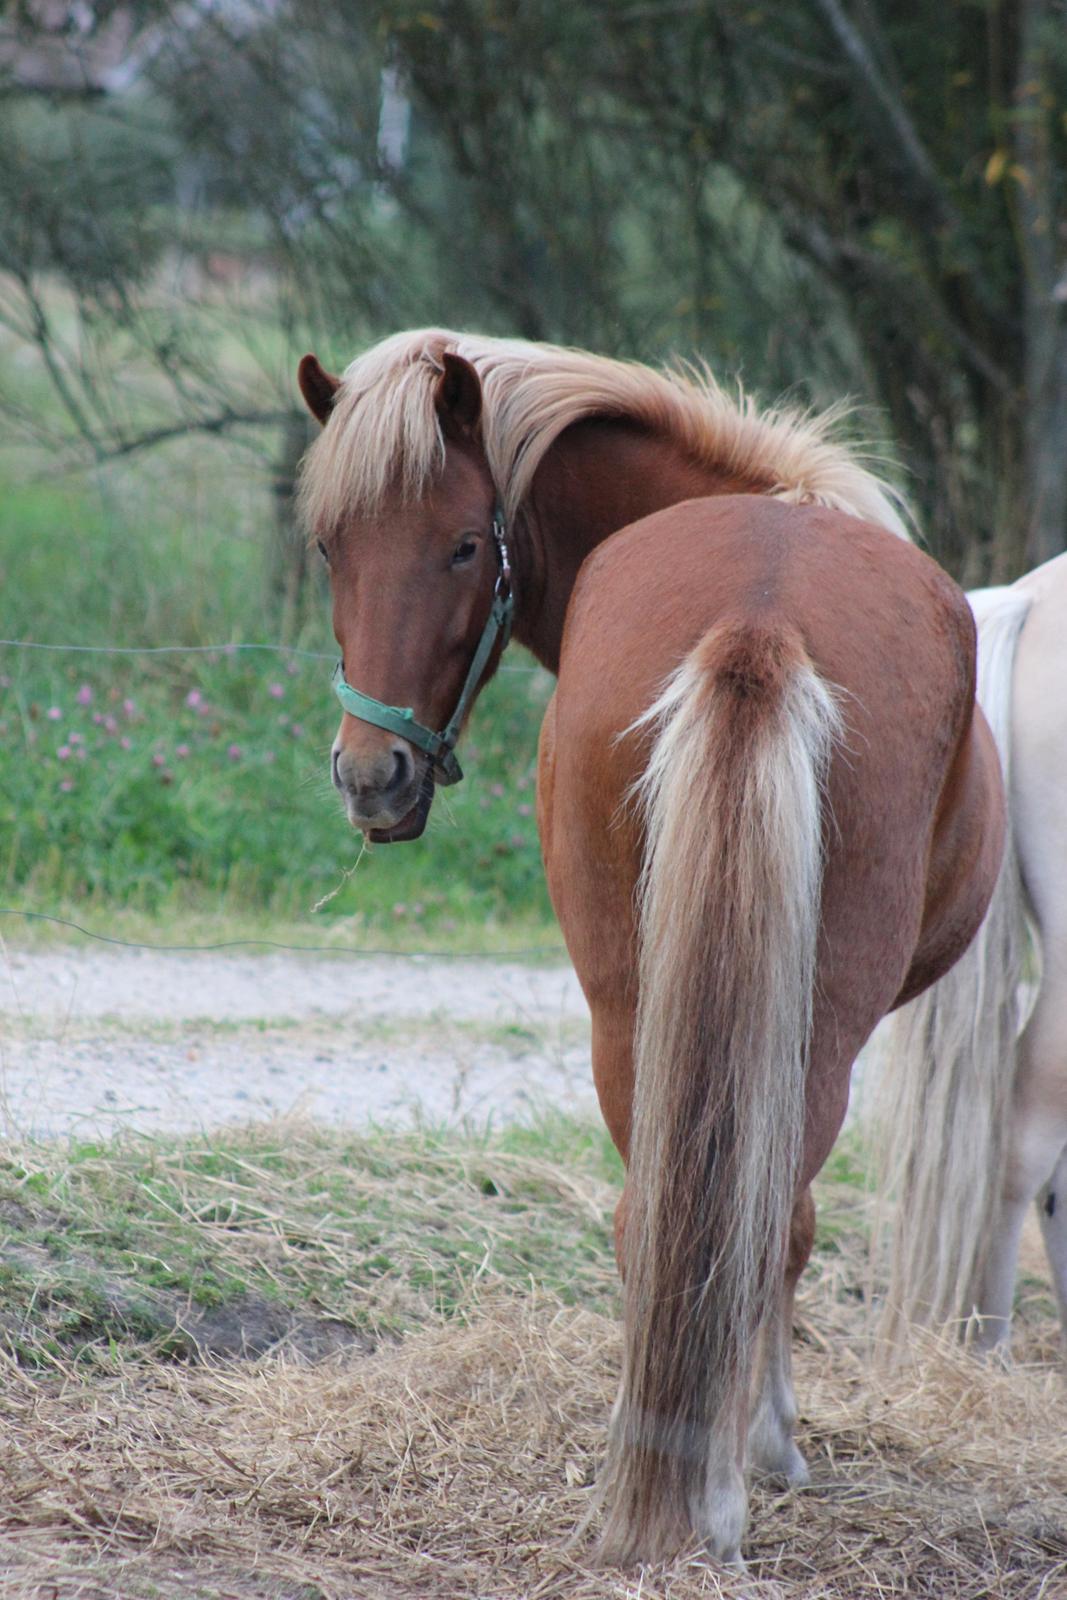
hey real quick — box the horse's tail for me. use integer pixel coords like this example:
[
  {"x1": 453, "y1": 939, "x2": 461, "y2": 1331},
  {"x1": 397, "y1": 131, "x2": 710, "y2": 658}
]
[
  {"x1": 876, "y1": 583, "x2": 1034, "y2": 1349},
  {"x1": 595, "y1": 621, "x2": 841, "y2": 1565}
]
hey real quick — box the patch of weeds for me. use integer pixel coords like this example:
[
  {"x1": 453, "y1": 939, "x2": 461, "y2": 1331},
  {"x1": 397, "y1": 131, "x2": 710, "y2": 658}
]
[
  {"x1": 819, "y1": 1132, "x2": 872, "y2": 1192},
  {"x1": 0, "y1": 1247, "x2": 182, "y2": 1366},
  {"x1": 1, "y1": 1112, "x2": 879, "y2": 1366},
  {"x1": 0, "y1": 1115, "x2": 626, "y2": 1362},
  {"x1": 811, "y1": 1128, "x2": 873, "y2": 1255},
  {"x1": 21, "y1": 1171, "x2": 52, "y2": 1197}
]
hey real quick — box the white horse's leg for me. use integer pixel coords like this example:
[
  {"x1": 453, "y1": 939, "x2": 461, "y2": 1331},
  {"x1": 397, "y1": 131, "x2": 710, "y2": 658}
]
[
  {"x1": 976, "y1": 981, "x2": 1067, "y2": 1349},
  {"x1": 975, "y1": 1195, "x2": 1030, "y2": 1349},
  {"x1": 1037, "y1": 1143, "x2": 1067, "y2": 1343},
  {"x1": 978, "y1": 557, "x2": 1067, "y2": 1351}
]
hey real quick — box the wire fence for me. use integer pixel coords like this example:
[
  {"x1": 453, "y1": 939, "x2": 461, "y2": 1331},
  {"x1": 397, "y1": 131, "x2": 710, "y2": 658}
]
[
  {"x1": 0, "y1": 638, "x2": 538, "y2": 672},
  {"x1": 0, "y1": 907, "x2": 566, "y2": 960},
  {"x1": 0, "y1": 638, "x2": 332, "y2": 658},
  {"x1": 0, "y1": 636, "x2": 561, "y2": 963}
]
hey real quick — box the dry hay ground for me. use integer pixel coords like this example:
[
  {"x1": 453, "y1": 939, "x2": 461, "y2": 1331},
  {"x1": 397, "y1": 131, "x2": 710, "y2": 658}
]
[{"x1": 0, "y1": 1119, "x2": 1064, "y2": 1599}]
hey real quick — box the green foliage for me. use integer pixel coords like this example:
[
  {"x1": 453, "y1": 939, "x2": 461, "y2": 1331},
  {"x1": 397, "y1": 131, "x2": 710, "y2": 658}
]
[
  {"x1": 0, "y1": 94, "x2": 174, "y2": 292},
  {"x1": 4, "y1": 0, "x2": 1067, "y2": 578},
  {"x1": 0, "y1": 461, "x2": 553, "y2": 932}
]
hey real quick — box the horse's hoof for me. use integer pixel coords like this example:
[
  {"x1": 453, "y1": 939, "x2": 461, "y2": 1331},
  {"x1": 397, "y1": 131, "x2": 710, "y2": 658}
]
[
  {"x1": 780, "y1": 1447, "x2": 810, "y2": 1488},
  {"x1": 749, "y1": 1441, "x2": 809, "y2": 1487}
]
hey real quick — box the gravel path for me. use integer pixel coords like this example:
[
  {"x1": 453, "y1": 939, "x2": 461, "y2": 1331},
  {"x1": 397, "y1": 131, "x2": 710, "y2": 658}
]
[
  {"x1": 0, "y1": 945, "x2": 879, "y2": 1144},
  {"x1": 0, "y1": 947, "x2": 594, "y2": 1141}
]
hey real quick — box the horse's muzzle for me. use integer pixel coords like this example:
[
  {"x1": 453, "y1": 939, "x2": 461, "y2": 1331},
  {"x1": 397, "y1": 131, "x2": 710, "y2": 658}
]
[
  {"x1": 368, "y1": 769, "x2": 435, "y2": 844},
  {"x1": 332, "y1": 738, "x2": 433, "y2": 843}
]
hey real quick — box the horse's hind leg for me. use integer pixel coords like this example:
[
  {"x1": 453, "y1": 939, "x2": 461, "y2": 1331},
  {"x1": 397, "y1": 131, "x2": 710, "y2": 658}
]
[
  {"x1": 988, "y1": 630, "x2": 1067, "y2": 1350},
  {"x1": 1037, "y1": 1143, "x2": 1067, "y2": 1345},
  {"x1": 748, "y1": 1188, "x2": 814, "y2": 1484},
  {"x1": 977, "y1": 967, "x2": 1067, "y2": 1349}
]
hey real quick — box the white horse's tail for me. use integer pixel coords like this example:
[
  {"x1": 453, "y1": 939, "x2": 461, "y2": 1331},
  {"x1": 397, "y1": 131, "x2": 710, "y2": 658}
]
[
  {"x1": 876, "y1": 583, "x2": 1034, "y2": 1348},
  {"x1": 593, "y1": 621, "x2": 840, "y2": 1564}
]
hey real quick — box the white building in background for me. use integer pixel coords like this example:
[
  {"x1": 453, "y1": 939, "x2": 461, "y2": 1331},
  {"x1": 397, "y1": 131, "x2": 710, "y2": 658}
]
[{"x1": 0, "y1": 2, "x2": 149, "y2": 94}]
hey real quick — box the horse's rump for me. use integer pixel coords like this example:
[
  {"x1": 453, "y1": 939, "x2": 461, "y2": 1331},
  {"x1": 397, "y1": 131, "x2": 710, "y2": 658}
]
[{"x1": 559, "y1": 496, "x2": 992, "y2": 1100}]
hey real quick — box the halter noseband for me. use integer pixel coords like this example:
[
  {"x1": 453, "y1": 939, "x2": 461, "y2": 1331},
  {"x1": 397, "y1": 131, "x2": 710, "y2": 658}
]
[{"x1": 332, "y1": 503, "x2": 514, "y2": 787}]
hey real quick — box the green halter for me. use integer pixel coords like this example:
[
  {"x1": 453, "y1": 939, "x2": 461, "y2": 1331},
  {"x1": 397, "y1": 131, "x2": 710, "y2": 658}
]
[{"x1": 332, "y1": 507, "x2": 514, "y2": 787}]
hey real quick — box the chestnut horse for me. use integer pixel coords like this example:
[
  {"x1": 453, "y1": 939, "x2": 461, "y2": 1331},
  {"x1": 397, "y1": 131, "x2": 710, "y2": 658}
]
[
  {"x1": 879, "y1": 551, "x2": 1067, "y2": 1353},
  {"x1": 296, "y1": 330, "x2": 1004, "y2": 1565}
]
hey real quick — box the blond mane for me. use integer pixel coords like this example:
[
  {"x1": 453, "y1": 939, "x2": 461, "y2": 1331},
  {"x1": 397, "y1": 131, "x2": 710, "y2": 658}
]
[{"x1": 297, "y1": 328, "x2": 911, "y2": 540}]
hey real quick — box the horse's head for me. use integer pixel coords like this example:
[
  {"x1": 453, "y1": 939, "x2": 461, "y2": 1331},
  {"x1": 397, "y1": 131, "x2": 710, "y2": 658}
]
[{"x1": 298, "y1": 350, "x2": 507, "y2": 843}]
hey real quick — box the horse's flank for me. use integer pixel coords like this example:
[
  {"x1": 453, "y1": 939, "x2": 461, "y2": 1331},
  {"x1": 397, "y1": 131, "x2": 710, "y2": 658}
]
[{"x1": 297, "y1": 328, "x2": 911, "y2": 541}]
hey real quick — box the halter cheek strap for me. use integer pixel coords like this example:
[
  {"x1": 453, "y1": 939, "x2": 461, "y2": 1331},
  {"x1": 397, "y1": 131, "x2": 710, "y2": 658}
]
[{"x1": 332, "y1": 505, "x2": 514, "y2": 788}]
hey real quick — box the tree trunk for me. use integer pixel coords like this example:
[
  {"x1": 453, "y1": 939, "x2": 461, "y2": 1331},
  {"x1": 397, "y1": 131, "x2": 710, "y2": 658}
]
[
  {"x1": 1016, "y1": 0, "x2": 1067, "y2": 569},
  {"x1": 1023, "y1": 332, "x2": 1067, "y2": 567},
  {"x1": 269, "y1": 411, "x2": 315, "y2": 643}
]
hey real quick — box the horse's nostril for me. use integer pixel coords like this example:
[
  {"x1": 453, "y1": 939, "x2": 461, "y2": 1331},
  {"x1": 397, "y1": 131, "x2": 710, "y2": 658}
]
[
  {"x1": 333, "y1": 744, "x2": 412, "y2": 804},
  {"x1": 388, "y1": 748, "x2": 412, "y2": 793}
]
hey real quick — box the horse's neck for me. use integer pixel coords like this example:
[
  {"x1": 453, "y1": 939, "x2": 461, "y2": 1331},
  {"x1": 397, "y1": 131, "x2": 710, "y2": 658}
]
[{"x1": 515, "y1": 420, "x2": 756, "y2": 672}]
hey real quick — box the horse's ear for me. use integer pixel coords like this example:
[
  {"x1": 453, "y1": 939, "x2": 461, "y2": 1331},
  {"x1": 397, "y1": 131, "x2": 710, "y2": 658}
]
[
  {"x1": 434, "y1": 353, "x2": 482, "y2": 439},
  {"x1": 298, "y1": 354, "x2": 341, "y2": 426}
]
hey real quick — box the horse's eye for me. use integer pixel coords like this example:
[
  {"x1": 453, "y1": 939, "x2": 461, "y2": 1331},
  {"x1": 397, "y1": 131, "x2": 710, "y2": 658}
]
[
  {"x1": 317, "y1": 540, "x2": 329, "y2": 565},
  {"x1": 451, "y1": 537, "x2": 478, "y2": 567}
]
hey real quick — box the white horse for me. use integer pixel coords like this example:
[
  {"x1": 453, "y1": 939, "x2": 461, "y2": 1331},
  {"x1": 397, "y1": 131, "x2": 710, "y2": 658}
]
[{"x1": 878, "y1": 550, "x2": 1067, "y2": 1351}]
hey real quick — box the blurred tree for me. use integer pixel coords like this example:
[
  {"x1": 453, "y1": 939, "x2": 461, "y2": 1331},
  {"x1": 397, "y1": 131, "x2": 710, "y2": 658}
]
[
  {"x1": 0, "y1": 1, "x2": 862, "y2": 444},
  {"x1": 0, "y1": 0, "x2": 849, "y2": 620},
  {"x1": 582, "y1": 0, "x2": 1067, "y2": 576},
  {"x1": 1, "y1": 1, "x2": 1063, "y2": 581},
  {"x1": 372, "y1": 0, "x2": 1067, "y2": 574}
]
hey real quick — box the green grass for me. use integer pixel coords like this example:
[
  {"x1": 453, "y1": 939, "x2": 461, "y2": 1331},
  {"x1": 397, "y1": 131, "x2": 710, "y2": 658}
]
[
  {"x1": 0, "y1": 1109, "x2": 880, "y2": 1374},
  {"x1": 0, "y1": 448, "x2": 556, "y2": 937},
  {"x1": 812, "y1": 1128, "x2": 874, "y2": 1253},
  {"x1": 0, "y1": 1115, "x2": 624, "y2": 1368},
  {"x1": 0, "y1": 897, "x2": 565, "y2": 957}
]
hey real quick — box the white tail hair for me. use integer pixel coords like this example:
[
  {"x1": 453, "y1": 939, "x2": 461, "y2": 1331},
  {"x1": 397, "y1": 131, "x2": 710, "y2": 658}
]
[
  {"x1": 876, "y1": 583, "x2": 1034, "y2": 1347},
  {"x1": 593, "y1": 622, "x2": 841, "y2": 1563}
]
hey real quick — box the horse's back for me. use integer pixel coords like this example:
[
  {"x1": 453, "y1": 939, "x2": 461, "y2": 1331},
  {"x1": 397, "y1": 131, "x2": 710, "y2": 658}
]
[
  {"x1": 548, "y1": 494, "x2": 1003, "y2": 1170},
  {"x1": 562, "y1": 493, "x2": 970, "y2": 715}
]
